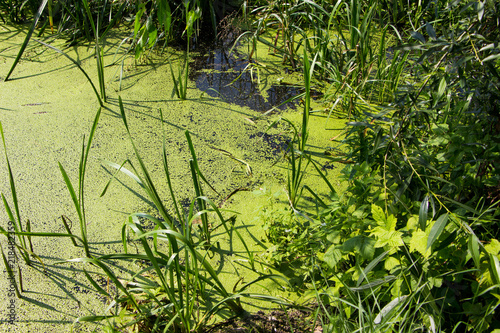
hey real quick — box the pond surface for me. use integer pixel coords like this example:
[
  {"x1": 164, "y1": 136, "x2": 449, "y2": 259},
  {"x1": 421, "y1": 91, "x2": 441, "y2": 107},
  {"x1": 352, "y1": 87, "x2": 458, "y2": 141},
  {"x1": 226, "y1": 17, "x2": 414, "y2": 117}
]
[
  {"x1": 190, "y1": 41, "x2": 304, "y2": 112},
  {"x1": 0, "y1": 24, "x2": 341, "y2": 332}
]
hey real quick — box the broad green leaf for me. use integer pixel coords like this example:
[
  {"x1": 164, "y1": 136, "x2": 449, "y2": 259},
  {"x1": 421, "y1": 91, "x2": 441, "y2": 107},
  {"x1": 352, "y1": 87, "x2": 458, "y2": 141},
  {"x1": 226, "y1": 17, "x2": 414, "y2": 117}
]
[
  {"x1": 410, "y1": 229, "x2": 431, "y2": 258},
  {"x1": 342, "y1": 235, "x2": 375, "y2": 260},
  {"x1": 386, "y1": 214, "x2": 397, "y2": 231},
  {"x1": 371, "y1": 227, "x2": 404, "y2": 249},
  {"x1": 371, "y1": 204, "x2": 385, "y2": 225},
  {"x1": 406, "y1": 215, "x2": 418, "y2": 231},
  {"x1": 323, "y1": 245, "x2": 342, "y2": 269},
  {"x1": 485, "y1": 239, "x2": 500, "y2": 256},
  {"x1": 427, "y1": 214, "x2": 448, "y2": 250},
  {"x1": 384, "y1": 256, "x2": 400, "y2": 271},
  {"x1": 158, "y1": 0, "x2": 172, "y2": 34},
  {"x1": 133, "y1": 3, "x2": 146, "y2": 40},
  {"x1": 428, "y1": 136, "x2": 449, "y2": 146}
]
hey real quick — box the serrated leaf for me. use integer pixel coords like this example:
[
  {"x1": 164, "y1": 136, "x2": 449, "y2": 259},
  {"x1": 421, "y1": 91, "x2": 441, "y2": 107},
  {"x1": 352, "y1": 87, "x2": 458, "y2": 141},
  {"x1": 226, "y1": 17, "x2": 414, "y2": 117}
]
[
  {"x1": 372, "y1": 204, "x2": 385, "y2": 225},
  {"x1": 386, "y1": 214, "x2": 397, "y2": 231},
  {"x1": 410, "y1": 229, "x2": 431, "y2": 258},
  {"x1": 427, "y1": 213, "x2": 448, "y2": 250},
  {"x1": 371, "y1": 227, "x2": 404, "y2": 249},
  {"x1": 384, "y1": 256, "x2": 400, "y2": 271}
]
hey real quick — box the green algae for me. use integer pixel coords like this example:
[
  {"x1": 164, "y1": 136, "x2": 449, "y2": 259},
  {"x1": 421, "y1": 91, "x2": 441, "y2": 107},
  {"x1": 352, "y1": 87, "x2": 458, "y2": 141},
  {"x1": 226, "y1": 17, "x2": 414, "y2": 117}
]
[{"x1": 0, "y1": 23, "x2": 347, "y2": 331}]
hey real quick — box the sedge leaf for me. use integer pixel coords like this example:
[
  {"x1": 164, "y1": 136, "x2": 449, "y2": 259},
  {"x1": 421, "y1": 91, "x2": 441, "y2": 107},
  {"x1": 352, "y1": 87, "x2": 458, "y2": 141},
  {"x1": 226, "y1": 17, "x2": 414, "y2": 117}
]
[{"x1": 427, "y1": 213, "x2": 448, "y2": 250}]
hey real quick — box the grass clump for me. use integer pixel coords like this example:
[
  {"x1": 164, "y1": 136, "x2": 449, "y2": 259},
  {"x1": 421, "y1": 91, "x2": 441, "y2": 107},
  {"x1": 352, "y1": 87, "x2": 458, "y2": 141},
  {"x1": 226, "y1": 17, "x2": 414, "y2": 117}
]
[{"x1": 242, "y1": 0, "x2": 500, "y2": 332}]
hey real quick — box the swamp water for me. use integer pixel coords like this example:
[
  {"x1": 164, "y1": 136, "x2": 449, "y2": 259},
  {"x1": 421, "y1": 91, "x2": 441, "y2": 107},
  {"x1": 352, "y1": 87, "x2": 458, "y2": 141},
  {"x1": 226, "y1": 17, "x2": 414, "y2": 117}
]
[{"x1": 0, "y1": 24, "x2": 344, "y2": 331}]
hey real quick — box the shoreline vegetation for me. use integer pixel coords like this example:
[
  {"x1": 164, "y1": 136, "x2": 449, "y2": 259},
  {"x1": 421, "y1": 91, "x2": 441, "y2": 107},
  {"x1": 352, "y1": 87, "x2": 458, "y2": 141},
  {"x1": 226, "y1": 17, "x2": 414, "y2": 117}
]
[{"x1": 1, "y1": 0, "x2": 499, "y2": 332}]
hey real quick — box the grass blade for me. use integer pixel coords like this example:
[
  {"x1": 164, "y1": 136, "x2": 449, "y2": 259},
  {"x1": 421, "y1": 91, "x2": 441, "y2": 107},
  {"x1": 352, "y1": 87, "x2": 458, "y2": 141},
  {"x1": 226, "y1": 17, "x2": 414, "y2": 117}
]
[
  {"x1": 4, "y1": 0, "x2": 48, "y2": 81},
  {"x1": 427, "y1": 213, "x2": 449, "y2": 250},
  {"x1": 33, "y1": 39, "x2": 103, "y2": 106}
]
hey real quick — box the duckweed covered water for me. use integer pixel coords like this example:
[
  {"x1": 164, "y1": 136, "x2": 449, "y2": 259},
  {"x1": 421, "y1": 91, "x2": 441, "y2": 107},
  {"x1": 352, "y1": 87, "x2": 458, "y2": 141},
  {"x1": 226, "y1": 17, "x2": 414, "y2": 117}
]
[{"x1": 0, "y1": 24, "x2": 345, "y2": 332}]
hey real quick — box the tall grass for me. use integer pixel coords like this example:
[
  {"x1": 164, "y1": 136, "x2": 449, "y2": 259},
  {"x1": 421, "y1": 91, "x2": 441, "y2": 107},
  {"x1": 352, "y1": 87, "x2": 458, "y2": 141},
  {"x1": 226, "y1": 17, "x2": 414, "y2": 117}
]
[
  {"x1": 73, "y1": 97, "x2": 289, "y2": 331},
  {"x1": 243, "y1": 0, "x2": 500, "y2": 331}
]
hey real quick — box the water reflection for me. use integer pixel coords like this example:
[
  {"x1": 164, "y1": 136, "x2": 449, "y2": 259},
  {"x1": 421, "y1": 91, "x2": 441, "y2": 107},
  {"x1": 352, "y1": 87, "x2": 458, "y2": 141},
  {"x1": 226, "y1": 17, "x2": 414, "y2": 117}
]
[{"x1": 190, "y1": 44, "x2": 302, "y2": 112}]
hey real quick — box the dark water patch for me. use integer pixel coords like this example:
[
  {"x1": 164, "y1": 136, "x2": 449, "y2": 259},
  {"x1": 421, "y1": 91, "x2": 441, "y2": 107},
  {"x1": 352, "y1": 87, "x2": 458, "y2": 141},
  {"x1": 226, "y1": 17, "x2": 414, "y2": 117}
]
[
  {"x1": 190, "y1": 45, "x2": 305, "y2": 112},
  {"x1": 248, "y1": 131, "x2": 291, "y2": 158}
]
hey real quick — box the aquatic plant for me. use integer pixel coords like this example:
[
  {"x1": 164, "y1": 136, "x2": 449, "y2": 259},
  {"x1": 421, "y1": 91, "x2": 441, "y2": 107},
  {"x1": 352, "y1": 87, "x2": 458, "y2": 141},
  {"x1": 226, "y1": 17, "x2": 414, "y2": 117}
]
[
  {"x1": 169, "y1": 0, "x2": 201, "y2": 100},
  {"x1": 0, "y1": 122, "x2": 33, "y2": 266},
  {"x1": 68, "y1": 97, "x2": 288, "y2": 331}
]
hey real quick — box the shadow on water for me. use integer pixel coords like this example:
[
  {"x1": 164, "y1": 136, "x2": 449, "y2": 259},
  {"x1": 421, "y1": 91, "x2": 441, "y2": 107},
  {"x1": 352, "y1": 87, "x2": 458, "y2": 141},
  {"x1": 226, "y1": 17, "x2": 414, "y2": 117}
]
[{"x1": 190, "y1": 42, "x2": 305, "y2": 113}]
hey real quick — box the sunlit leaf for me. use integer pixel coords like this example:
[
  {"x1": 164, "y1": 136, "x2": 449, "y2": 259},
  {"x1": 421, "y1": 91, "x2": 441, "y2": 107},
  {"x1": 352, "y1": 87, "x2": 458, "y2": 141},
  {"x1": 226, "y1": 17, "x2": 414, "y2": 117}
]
[
  {"x1": 427, "y1": 214, "x2": 448, "y2": 250},
  {"x1": 419, "y1": 196, "x2": 429, "y2": 230},
  {"x1": 410, "y1": 229, "x2": 431, "y2": 258},
  {"x1": 371, "y1": 204, "x2": 385, "y2": 225}
]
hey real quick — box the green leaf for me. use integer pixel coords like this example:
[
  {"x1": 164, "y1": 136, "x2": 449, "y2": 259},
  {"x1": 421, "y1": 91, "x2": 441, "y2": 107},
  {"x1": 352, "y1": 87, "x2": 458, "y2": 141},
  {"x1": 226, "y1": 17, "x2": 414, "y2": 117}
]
[
  {"x1": 374, "y1": 296, "x2": 408, "y2": 324},
  {"x1": 384, "y1": 256, "x2": 400, "y2": 271},
  {"x1": 489, "y1": 254, "x2": 500, "y2": 285},
  {"x1": 410, "y1": 31, "x2": 425, "y2": 43},
  {"x1": 357, "y1": 251, "x2": 389, "y2": 287},
  {"x1": 477, "y1": 1, "x2": 484, "y2": 21},
  {"x1": 133, "y1": 3, "x2": 146, "y2": 40},
  {"x1": 371, "y1": 227, "x2": 404, "y2": 249},
  {"x1": 427, "y1": 214, "x2": 448, "y2": 250},
  {"x1": 436, "y1": 77, "x2": 447, "y2": 102},
  {"x1": 4, "y1": 0, "x2": 48, "y2": 81},
  {"x1": 158, "y1": 0, "x2": 172, "y2": 34},
  {"x1": 419, "y1": 196, "x2": 429, "y2": 230},
  {"x1": 483, "y1": 54, "x2": 500, "y2": 62},
  {"x1": 323, "y1": 245, "x2": 342, "y2": 269},
  {"x1": 342, "y1": 235, "x2": 375, "y2": 260},
  {"x1": 468, "y1": 235, "x2": 481, "y2": 269},
  {"x1": 350, "y1": 275, "x2": 397, "y2": 292},
  {"x1": 410, "y1": 229, "x2": 431, "y2": 258},
  {"x1": 425, "y1": 22, "x2": 436, "y2": 40},
  {"x1": 386, "y1": 214, "x2": 397, "y2": 232},
  {"x1": 485, "y1": 239, "x2": 500, "y2": 256},
  {"x1": 371, "y1": 204, "x2": 385, "y2": 225}
]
